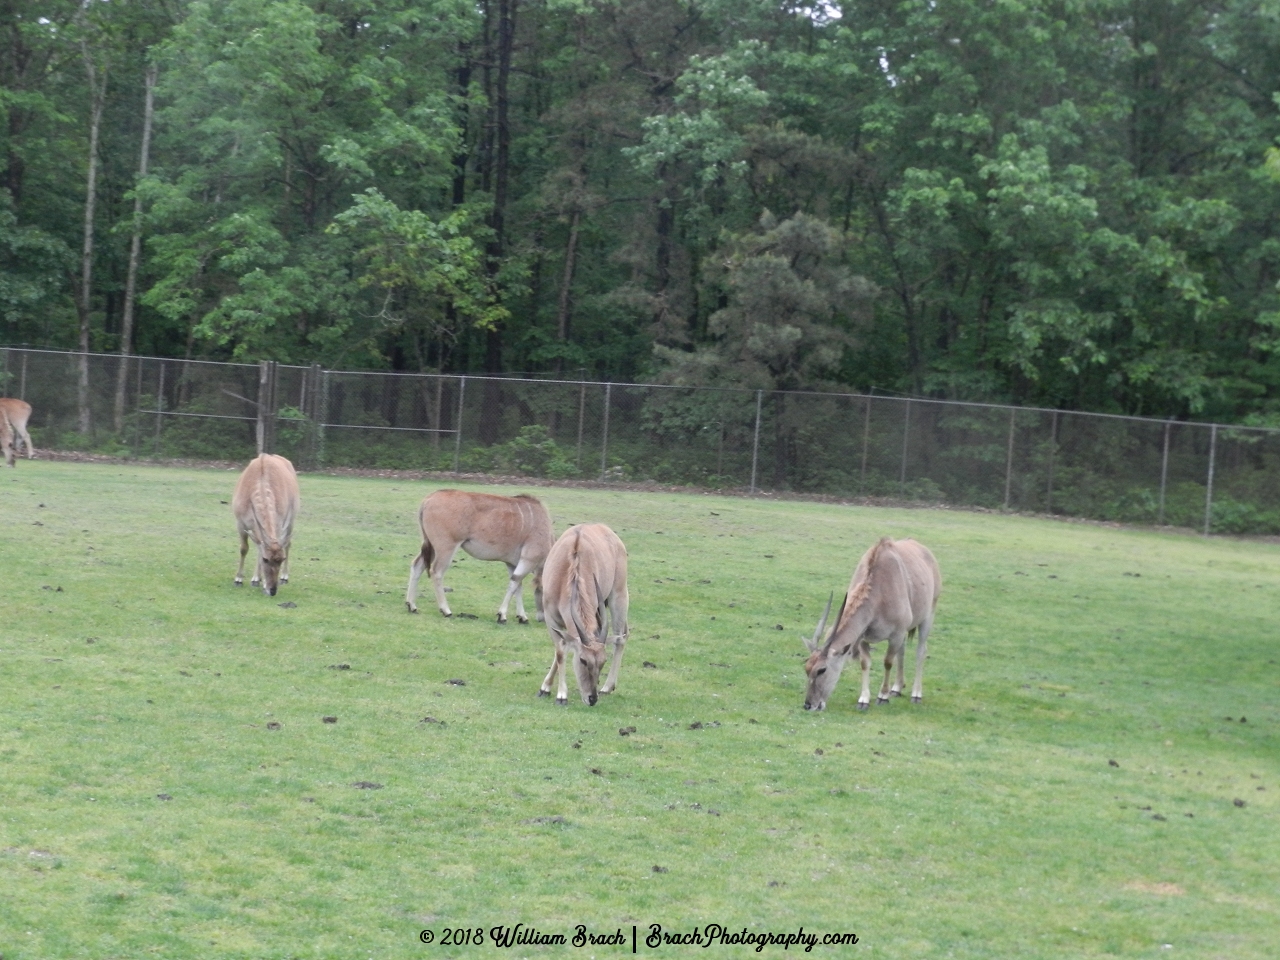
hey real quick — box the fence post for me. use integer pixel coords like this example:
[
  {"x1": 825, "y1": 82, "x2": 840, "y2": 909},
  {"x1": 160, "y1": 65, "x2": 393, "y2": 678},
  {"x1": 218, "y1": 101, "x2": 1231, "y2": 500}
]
[
  {"x1": 1003, "y1": 407, "x2": 1016, "y2": 510},
  {"x1": 599, "y1": 382, "x2": 612, "y2": 481},
  {"x1": 318, "y1": 369, "x2": 330, "y2": 468},
  {"x1": 453, "y1": 375, "x2": 466, "y2": 474},
  {"x1": 256, "y1": 360, "x2": 278, "y2": 455},
  {"x1": 749, "y1": 389, "x2": 763, "y2": 494},
  {"x1": 860, "y1": 396, "x2": 872, "y2": 496},
  {"x1": 19, "y1": 351, "x2": 27, "y2": 400},
  {"x1": 1046, "y1": 410, "x2": 1058, "y2": 514},
  {"x1": 153, "y1": 361, "x2": 165, "y2": 456},
  {"x1": 1158, "y1": 421, "x2": 1171, "y2": 526},
  {"x1": 131, "y1": 357, "x2": 143, "y2": 457},
  {"x1": 307, "y1": 363, "x2": 322, "y2": 468},
  {"x1": 1203, "y1": 423, "x2": 1217, "y2": 536},
  {"x1": 256, "y1": 361, "x2": 265, "y2": 454},
  {"x1": 899, "y1": 399, "x2": 911, "y2": 495}
]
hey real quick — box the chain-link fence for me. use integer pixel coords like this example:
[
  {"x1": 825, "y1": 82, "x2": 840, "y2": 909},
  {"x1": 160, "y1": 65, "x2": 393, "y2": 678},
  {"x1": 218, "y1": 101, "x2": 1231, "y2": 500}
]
[{"x1": 4, "y1": 346, "x2": 1279, "y2": 535}]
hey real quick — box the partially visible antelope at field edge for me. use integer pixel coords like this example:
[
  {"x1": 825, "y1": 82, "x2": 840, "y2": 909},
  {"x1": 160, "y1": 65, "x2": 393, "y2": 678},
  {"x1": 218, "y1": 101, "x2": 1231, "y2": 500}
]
[
  {"x1": 0, "y1": 398, "x2": 34, "y2": 466},
  {"x1": 803, "y1": 537, "x2": 941, "y2": 712},
  {"x1": 232, "y1": 453, "x2": 300, "y2": 596},
  {"x1": 406, "y1": 489, "x2": 554, "y2": 624},
  {"x1": 539, "y1": 523, "x2": 629, "y2": 706},
  {"x1": 0, "y1": 410, "x2": 13, "y2": 468}
]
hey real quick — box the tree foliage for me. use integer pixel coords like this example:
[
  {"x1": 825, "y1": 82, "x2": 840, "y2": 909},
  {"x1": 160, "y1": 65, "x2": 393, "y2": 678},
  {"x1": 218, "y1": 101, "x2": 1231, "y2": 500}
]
[{"x1": 2, "y1": 0, "x2": 1280, "y2": 421}]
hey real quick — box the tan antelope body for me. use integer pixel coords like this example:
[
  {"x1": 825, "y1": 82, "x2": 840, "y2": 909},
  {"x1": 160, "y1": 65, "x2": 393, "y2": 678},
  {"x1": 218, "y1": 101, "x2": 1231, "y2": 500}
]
[
  {"x1": 232, "y1": 454, "x2": 300, "y2": 596},
  {"x1": 405, "y1": 489, "x2": 554, "y2": 623},
  {"x1": 539, "y1": 523, "x2": 629, "y2": 706},
  {"x1": 0, "y1": 398, "x2": 34, "y2": 466},
  {"x1": 803, "y1": 538, "x2": 940, "y2": 712}
]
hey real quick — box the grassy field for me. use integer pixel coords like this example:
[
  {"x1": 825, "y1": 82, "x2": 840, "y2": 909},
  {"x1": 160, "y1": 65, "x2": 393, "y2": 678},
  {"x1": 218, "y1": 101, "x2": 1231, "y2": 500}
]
[{"x1": 1, "y1": 460, "x2": 1277, "y2": 959}]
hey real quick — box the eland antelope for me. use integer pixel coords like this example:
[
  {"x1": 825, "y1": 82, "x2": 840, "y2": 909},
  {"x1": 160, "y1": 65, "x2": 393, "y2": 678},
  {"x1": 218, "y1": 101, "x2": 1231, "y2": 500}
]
[
  {"x1": 0, "y1": 398, "x2": 33, "y2": 466},
  {"x1": 803, "y1": 537, "x2": 940, "y2": 712},
  {"x1": 232, "y1": 453, "x2": 300, "y2": 596},
  {"x1": 405, "y1": 489, "x2": 554, "y2": 624},
  {"x1": 539, "y1": 523, "x2": 629, "y2": 706}
]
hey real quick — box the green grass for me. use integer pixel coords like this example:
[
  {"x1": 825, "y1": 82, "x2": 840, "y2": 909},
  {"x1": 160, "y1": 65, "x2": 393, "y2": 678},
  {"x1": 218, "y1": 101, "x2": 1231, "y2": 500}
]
[{"x1": 1, "y1": 460, "x2": 1277, "y2": 959}]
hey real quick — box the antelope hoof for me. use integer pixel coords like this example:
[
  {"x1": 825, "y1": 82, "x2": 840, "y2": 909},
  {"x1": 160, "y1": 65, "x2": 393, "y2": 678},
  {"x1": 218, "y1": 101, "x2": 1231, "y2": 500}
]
[
  {"x1": 406, "y1": 602, "x2": 418, "y2": 614},
  {"x1": 890, "y1": 690, "x2": 902, "y2": 697},
  {"x1": 440, "y1": 610, "x2": 452, "y2": 618},
  {"x1": 555, "y1": 697, "x2": 568, "y2": 707},
  {"x1": 538, "y1": 689, "x2": 550, "y2": 698},
  {"x1": 877, "y1": 696, "x2": 889, "y2": 705},
  {"x1": 857, "y1": 702, "x2": 869, "y2": 712},
  {"x1": 517, "y1": 615, "x2": 529, "y2": 624},
  {"x1": 911, "y1": 696, "x2": 922, "y2": 704},
  {"x1": 234, "y1": 579, "x2": 243, "y2": 587},
  {"x1": 497, "y1": 614, "x2": 507, "y2": 624}
]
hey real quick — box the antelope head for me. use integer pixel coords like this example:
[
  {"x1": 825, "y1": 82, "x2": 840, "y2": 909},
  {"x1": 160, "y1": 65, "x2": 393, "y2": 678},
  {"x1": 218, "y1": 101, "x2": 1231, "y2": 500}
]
[
  {"x1": 571, "y1": 638, "x2": 607, "y2": 706},
  {"x1": 259, "y1": 540, "x2": 287, "y2": 596},
  {"x1": 802, "y1": 592, "x2": 855, "y2": 711}
]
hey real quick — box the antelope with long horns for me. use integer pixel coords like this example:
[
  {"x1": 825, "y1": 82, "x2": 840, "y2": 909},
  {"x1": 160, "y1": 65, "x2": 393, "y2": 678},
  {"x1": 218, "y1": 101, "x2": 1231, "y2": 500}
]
[{"x1": 802, "y1": 537, "x2": 941, "y2": 712}]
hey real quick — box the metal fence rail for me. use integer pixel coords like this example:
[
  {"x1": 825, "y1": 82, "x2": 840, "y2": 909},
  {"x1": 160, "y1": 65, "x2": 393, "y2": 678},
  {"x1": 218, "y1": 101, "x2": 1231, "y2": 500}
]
[{"x1": 3, "y1": 346, "x2": 1279, "y2": 535}]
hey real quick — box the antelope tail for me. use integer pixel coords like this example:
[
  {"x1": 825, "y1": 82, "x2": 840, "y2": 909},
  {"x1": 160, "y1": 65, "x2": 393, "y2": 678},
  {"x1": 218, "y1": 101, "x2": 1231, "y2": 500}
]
[{"x1": 566, "y1": 529, "x2": 600, "y2": 644}]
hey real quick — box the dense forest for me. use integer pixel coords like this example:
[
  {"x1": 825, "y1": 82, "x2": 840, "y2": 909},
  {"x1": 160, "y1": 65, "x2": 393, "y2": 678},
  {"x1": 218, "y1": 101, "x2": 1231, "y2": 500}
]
[{"x1": 3, "y1": 0, "x2": 1280, "y2": 423}]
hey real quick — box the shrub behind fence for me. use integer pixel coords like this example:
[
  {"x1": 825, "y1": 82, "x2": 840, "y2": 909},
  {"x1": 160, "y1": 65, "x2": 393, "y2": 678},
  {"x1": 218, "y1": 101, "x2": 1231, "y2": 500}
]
[{"x1": 4, "y1": 346, "x2": 1278, "y2": 535}]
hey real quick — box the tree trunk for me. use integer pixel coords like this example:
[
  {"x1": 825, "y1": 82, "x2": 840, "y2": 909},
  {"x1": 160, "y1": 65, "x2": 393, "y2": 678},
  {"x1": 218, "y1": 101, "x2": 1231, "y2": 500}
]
[
  {"x1": 480, "y1": 0, "x2": 516, "y2": 443},
  {"x1": 114, "y1": 63, "x2": 157, "y2": 432},
  {"x1": 553, "y1": 206, "x2": 582, "y2": 377},
  {"x1": 76, "y1": 39, "x2": 108, "y2": 435}
]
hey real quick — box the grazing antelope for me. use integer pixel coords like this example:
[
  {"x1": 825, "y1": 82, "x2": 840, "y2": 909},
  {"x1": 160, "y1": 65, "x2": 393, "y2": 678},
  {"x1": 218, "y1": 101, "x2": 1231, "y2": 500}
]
[
  {"x1": 539, "y1": 523, "x2": 629, "y2": 706},
  {"x1": 803, "y1": 537, "x2": 941, "y2": 712},
  {"x1": 232, "y1": 453, "x2": 300, "y2": 596},
  {"x1": 405, "y1": 489, "x2": 554, "y2": 624},
  {"x1": 0, "y1": 398, "x2": 33, "y2": 466}
]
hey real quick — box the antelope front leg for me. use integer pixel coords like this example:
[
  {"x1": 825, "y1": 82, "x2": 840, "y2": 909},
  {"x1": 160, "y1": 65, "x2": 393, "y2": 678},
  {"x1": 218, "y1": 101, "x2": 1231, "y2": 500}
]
[
  {"x1": 539, "y1": 634, "x2": 568, "y2": 705},
  {"x1": 235, "y1": 531, "x2": 249, "y2": 586},
  {"x1": 857, "y1": 642, "x2": 873, "y2": 711},
  {"x1": 280, "y1": 545, "x2": 291, "y2": 584}
]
